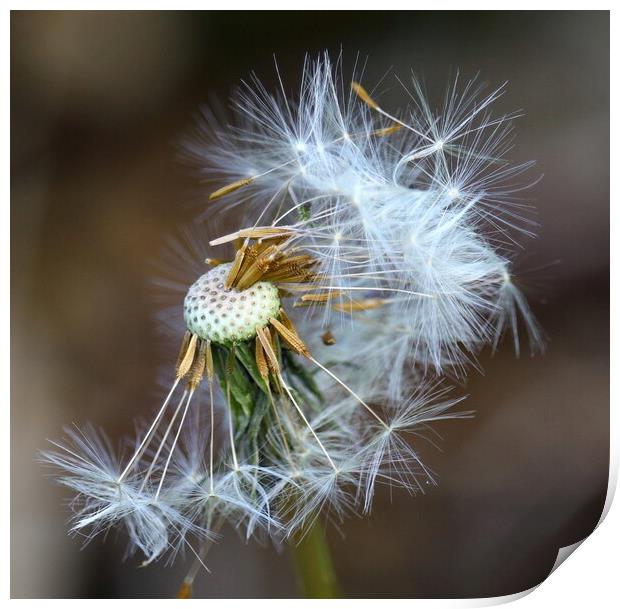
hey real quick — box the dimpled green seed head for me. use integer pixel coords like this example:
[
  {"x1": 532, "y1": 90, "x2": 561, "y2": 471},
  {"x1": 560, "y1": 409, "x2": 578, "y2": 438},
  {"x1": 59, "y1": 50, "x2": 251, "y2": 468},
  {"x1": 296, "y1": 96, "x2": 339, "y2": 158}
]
[{"x1": 184, "y1": 263, "x2": 281, "y2": 345}]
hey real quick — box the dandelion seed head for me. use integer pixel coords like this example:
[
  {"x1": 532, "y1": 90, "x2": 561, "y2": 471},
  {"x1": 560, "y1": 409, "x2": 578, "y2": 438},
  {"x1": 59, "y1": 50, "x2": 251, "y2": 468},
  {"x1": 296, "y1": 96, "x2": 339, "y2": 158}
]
[{"x1": 42, "y1": 51, "x2": 544, "y2": 574}]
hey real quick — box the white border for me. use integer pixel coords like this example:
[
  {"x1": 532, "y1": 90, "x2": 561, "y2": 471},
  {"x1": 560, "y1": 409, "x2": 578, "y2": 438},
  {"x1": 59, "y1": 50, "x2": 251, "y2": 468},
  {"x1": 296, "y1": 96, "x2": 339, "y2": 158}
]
[{"x1": 6, "y1": 4, "x2": 613, "y2": 605}]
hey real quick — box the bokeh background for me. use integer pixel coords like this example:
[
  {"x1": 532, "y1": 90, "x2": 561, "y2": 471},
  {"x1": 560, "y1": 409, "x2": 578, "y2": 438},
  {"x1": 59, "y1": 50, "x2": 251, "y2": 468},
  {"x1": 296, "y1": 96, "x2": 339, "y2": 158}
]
[{"x1": 11, "y1": 11, "x2": 609, "y2": 598}]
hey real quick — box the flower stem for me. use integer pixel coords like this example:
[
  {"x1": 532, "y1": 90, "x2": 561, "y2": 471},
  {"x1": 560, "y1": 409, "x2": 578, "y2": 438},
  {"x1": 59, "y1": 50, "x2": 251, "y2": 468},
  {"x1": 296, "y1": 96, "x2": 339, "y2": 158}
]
[{"x1": 291, "y1": 521, "x2": 341, "y2": 598}]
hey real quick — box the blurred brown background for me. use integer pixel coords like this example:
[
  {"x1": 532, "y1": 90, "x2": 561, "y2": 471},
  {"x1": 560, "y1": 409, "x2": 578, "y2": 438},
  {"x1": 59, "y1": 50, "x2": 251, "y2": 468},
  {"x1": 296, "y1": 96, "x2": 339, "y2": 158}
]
[{"x1": 11, "y1": 11, "x2": 609, "y2": 598}]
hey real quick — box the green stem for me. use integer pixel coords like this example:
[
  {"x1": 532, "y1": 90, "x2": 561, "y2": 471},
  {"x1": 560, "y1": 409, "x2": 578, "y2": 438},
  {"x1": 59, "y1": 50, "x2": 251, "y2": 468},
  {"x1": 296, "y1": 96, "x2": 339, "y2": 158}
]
[{"x1": 291, "y1": 521, "x2": 342, "y2": 598}]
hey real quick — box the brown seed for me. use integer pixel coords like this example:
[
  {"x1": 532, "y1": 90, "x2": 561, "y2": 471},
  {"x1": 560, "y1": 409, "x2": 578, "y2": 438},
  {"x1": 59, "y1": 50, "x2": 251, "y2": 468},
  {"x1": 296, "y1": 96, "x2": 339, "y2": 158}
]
[
  {"x1": 255, "y1": 336, "x2": 269, "y2": 381},
  {"x1": 371, "y1": 124, "x2": 402, "y2": 137},
  {"x1": 208, "y1": 176, "x2": 255, "y2": 201},
  {"x1": 332, "y1": 298, "x2": 388, "y2": 313},
  {"x1": 321, "y1": 330, "x2": 336, "y2": 345},
  {"x1": 176, "y1": 333, "x2": 198, "y2": 379},
  {"x1": 351, "y1": 81, "x2": 379, "y2": 110},
  {"x1": 269, "y1": 316, "x2": 310, "y2": 358},
  {"x1": 256, "y1": 326, "x2": 280, "y2": 374}
]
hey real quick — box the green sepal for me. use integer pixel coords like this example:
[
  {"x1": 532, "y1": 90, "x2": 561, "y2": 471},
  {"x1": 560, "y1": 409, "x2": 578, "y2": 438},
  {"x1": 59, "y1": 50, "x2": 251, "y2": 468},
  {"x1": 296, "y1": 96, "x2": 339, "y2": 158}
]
[{"x1": 282, "y1": 349, "x2": 324, "y2": 403}]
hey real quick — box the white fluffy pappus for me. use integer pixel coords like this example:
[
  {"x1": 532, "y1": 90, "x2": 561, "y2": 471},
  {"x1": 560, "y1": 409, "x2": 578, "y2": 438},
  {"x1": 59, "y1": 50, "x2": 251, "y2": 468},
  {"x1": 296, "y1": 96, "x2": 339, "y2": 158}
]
[
  {"x1": 39, "y1": 424, "x2": 209, "y2": 563},
  {"x1": 187, "y1": 52, "x2": 543, "y2": 374}
]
